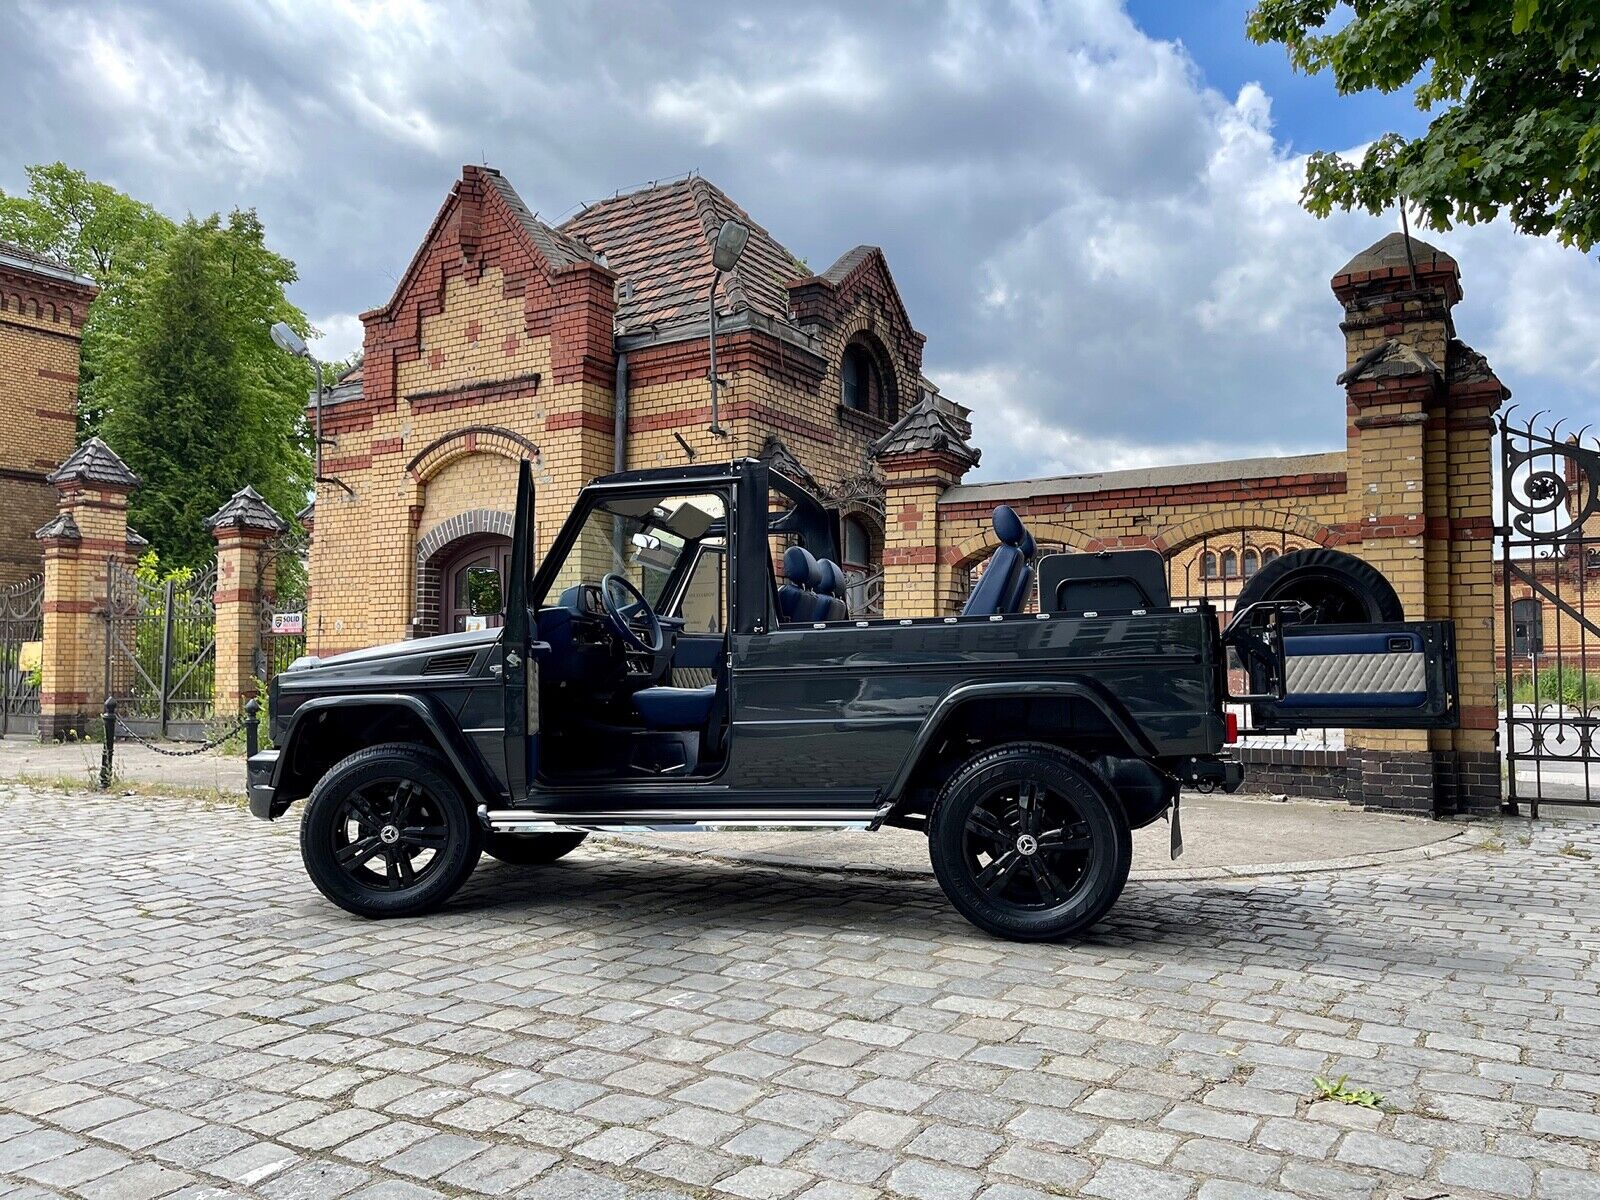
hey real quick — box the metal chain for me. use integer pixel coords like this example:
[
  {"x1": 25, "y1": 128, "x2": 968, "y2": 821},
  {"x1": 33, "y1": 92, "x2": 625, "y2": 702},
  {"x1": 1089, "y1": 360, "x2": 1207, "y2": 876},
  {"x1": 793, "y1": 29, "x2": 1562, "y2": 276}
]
[{"x1": 114, "y1": 715, "x2": 250, "y2": 757}]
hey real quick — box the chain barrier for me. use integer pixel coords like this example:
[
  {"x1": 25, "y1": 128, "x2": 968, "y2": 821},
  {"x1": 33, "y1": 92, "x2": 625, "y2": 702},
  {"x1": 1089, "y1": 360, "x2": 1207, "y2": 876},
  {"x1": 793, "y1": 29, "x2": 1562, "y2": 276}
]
[{"x1": 99, "y1": 697, "x2": 259, "y2": 789}]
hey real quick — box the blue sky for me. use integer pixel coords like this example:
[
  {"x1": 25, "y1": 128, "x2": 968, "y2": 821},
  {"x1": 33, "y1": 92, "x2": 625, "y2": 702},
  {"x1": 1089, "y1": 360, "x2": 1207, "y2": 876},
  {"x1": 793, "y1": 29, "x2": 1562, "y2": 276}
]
[{"x1": 3, "y1": 1, "x2": 1596, "y2": 483}]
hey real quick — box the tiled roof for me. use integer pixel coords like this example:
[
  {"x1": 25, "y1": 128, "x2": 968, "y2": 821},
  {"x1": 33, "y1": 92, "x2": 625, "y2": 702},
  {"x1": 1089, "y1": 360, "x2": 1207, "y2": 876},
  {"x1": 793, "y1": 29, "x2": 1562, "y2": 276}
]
[
  {"x1": 1336, "y1": 232, "x2": 1457, "y2": 279},
  {"x1": 35, "y1": 512, "x2": 81, "y2": 541},
  {"x1": 560, "y1": 176, "x2": 806, "y2": 334},
  {"x1": 205, "y1": 486, "x2": 289, "y2": 533},
  {"x1": 820, "y1": 245, "x2": 876, "y2": 285},
  {"x1": 870, "y1": 395, "x2": 981, "y2": 468},
  {"x1": 944, "y1": 451, "x2": 1347, "y2": 506},
  {"x1": 320, "y1": 363, "x2": 365, "y2": 408},
  {"x1": 46, "y1": 437, "x2": 139, "y2": 489},
  {"x1": 0, "y1": 239, "x2": 95, "y2": 288},
  {"x1": 481, "y1": 171, "x2": 600, "y2": 270}
]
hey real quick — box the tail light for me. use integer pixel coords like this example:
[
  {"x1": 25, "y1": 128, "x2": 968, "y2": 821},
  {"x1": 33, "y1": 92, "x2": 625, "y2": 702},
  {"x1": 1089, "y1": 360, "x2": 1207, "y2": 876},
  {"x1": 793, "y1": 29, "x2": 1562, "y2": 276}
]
[{"x1": 1224, "y1": 712, "x2": 1239, "y2": 744}]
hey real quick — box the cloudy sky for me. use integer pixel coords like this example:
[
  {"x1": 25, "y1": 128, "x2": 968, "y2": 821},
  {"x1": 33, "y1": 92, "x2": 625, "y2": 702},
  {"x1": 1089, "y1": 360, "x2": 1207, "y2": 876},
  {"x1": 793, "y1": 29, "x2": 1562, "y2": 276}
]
[{"x1": 5, "y1": 0, "x2": 1597, "y2": 483}]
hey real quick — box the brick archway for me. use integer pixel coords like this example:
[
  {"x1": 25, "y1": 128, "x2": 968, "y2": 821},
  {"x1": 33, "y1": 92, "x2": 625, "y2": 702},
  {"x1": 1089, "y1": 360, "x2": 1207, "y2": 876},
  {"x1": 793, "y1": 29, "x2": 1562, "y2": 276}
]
[
  {"x1": 945, "y1": 521, "x2": 1099, "y2": 571},
  {"x1": 1152, "y1": 508, "x2": 1337, "y2": 558},
  {"x1": 413, "y1": 508, "x2": 514, "y2": 637},
  {"x1": 406, "y1": 425, "x2": 541, "y2": 485}
]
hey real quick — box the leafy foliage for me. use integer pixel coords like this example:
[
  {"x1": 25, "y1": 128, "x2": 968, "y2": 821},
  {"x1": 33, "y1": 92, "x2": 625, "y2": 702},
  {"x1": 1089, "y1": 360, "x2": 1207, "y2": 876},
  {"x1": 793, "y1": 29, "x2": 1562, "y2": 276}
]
[
  {"x1": 1247, "y1": 0, "x2": 1600, "y2": 249},
  {"x1": 0, "y1": 163, "x2": 175, "y2": 431},
  {"x1": 1312, "y1": 1074, "x2": 1384, "y2": 1108},
  {"x1": 0, "y1": 165, "x2": 316, "y2": 567},
  {"x1": 95, "y1": 213, "x2": 315, "y2": 568}
]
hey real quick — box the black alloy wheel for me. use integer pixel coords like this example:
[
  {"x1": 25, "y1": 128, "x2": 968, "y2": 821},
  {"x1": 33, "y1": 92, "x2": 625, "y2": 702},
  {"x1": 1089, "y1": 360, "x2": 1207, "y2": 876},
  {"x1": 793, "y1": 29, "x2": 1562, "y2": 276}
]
[
  {"x1": 300, "y1": 744, "x2": 482, "y2": 918},
  {"x1": 962, "y1": 779, "x2": 1093, "y2": 909},
  {"x1": 929, "y1": 742, "x2": 1131, "y2": 941}
]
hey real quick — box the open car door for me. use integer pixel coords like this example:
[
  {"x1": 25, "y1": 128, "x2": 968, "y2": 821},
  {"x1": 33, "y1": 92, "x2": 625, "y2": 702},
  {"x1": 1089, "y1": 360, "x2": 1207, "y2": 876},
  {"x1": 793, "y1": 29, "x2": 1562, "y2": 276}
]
[
  {"x1": 1246, "y1": 620, "x2": 1458, "y2": 731},
  {"x1": 501, "y1": 460, "x2": 536, "y2": 797}
]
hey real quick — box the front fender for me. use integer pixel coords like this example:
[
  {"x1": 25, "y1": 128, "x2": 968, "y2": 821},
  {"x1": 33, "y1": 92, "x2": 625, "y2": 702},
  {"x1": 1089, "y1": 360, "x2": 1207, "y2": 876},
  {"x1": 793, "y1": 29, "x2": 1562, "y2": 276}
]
[
  {"x1": 880, "y1": 678, "x2": 1157, "y2": 808},
  {"x1": 250, "y1": 693, "x2": 500, "y2": 820}
]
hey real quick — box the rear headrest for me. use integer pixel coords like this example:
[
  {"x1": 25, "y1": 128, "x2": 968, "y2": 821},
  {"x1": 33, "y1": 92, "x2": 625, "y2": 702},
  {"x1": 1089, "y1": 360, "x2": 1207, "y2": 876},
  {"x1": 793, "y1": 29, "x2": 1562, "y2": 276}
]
[
  {"x1": 992, "y1": 505, "x2": 1025, "y2": 547},
  {"x1": 1020, "y1": 532, "x2": 1037, "y2": 561},
  {"x1": 815, "y1": 559, "x2": 843, "y2": 597},
  {"x1": 783, "y1": 545, "x2": 820, "y2": 587}
]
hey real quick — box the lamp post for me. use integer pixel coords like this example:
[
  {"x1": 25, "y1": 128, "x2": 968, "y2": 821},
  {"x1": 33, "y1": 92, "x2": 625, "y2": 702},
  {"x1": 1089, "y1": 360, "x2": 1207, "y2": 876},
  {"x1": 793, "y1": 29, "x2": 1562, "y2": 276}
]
[
  {"x1": 270, "y1": 321, "x2": 339, "y2": 495},
  {"x1": 706, "y1": 218, "x2": 749, "y2": 440}
]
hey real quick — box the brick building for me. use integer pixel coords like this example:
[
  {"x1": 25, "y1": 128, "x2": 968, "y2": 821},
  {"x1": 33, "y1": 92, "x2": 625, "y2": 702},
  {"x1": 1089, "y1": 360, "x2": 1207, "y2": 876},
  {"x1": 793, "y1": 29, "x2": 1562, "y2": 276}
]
[
  {"x1": 0, "y1": 242, "x2": 96, "y2": 587},
  {"x1": 297, "y1": 168, "x2": 1503, "y2": 814},
  {"x1": 305, "y1": 165, "x2": 937, "y2": 652}
]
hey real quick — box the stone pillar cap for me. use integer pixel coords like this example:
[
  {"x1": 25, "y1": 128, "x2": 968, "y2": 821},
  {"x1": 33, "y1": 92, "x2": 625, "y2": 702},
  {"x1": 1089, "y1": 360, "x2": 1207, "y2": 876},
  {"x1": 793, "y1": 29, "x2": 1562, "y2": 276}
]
[
  {"x1": 205, "y1": 486, "x2": 290, "y2": 535},
  {"x1": 46, "y1": 437, "x2": 140, "y2": 490},
  {"x1": 870, "y1": 396, "x2": 981, "y2": 469}
]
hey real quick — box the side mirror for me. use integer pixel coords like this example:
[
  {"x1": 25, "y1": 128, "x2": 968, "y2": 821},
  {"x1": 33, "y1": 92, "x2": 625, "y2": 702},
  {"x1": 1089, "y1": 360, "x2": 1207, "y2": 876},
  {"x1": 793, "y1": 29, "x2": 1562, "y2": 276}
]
[{"x1": 467, "y1": 566, "x2": 504, "y2": 616}]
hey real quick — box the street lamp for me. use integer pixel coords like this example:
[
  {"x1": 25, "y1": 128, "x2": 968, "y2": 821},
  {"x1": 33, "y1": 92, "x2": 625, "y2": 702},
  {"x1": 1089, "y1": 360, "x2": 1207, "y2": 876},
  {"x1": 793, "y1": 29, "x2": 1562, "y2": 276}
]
[
  {"x1": 271, "y1": 321, "x2": 339, "y2": 496},
  {"x1": 706, "y1": 218, "x2": 749, "y2": 439}
]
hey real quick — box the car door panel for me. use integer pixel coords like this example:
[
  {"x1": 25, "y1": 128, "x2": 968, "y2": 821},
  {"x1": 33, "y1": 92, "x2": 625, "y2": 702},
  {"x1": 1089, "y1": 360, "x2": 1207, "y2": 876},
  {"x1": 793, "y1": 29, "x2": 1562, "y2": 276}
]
[{"x1": 1250, "y1": 621, "x2": 1457, "y2": 729}]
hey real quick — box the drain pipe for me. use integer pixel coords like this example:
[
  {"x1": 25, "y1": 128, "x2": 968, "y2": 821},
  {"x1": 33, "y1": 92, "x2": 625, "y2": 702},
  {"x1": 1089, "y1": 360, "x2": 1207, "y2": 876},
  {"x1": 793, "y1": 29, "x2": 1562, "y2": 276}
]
[{"x1": 613, "y1": 351, "x2": 629, "y2": 473}]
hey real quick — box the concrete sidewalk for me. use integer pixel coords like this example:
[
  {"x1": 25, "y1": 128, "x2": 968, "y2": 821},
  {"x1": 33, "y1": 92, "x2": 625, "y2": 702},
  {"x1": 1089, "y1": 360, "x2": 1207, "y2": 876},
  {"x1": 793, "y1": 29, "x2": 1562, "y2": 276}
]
[{"x1": 0, "y1": 733, "x2": 1471, "y2": 881}]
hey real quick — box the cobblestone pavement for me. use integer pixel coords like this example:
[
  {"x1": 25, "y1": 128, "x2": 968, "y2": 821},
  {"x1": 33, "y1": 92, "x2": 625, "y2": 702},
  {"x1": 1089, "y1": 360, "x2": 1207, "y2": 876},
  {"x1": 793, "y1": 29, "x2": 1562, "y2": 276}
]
[{"x1": 2, "y1": 784, "x2": 1598, "y2": 1200}]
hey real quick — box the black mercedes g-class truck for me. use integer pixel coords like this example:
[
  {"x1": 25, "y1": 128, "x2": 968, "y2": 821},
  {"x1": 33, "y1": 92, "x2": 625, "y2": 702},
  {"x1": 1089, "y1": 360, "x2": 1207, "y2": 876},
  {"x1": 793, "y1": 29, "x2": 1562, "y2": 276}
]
[{"x1": 249, "y1": 459, "x2": 1456, "y2": 940}]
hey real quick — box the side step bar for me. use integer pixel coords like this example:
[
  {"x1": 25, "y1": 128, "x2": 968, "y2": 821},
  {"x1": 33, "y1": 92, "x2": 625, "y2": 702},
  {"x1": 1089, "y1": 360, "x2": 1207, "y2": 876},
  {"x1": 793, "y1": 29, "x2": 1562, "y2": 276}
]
[{"x1": 478, "y1": 805, "x2": 889, "y2": 834}]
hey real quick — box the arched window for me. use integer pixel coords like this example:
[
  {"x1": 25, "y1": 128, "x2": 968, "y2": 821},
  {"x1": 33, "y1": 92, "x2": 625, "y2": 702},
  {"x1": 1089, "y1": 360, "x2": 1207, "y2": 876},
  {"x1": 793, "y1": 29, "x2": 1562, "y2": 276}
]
[
  {"x1": 1242, "y1": 549, "x2": 1259, "y2": 577},
  {"x1": 841, "y1": 343, "x2": 875, "y2": 412},
  {"x1": 1200, "y1": 551, "x2": 1218, "y2": 579},
  {"x1": 1221, "y1": 550, "x2": 1238, "y2": 578},
  {"x1": 1262, "y1": 547, "x2": 1279, "y2": 564},
  {"x1": 842, "y1": 516, "x2": 872, "y2": 572}
]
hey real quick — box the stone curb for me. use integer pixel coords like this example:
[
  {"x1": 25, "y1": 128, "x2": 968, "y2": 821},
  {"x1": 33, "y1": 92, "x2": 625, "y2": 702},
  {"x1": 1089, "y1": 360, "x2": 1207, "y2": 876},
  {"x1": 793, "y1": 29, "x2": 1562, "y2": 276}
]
[{"x1": 601, "y1": 825, "x2": 1473, "y2": 884}]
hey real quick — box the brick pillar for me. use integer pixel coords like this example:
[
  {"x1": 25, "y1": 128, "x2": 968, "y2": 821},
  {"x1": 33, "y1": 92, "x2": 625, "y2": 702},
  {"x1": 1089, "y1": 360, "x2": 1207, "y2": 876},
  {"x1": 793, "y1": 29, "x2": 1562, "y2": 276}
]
[
  {"x1": 872, "y1": 398, "x2": 980, "y2": 618},
  {"x1": 35, "y1": 438, "x2": 140, "y2": 740},
  {"x1": 1333, "y1": 233, "x2": 1504, "y2": 814},
  {"x1": 206, "y1": 487, "x2": 289, "y2": 716}
]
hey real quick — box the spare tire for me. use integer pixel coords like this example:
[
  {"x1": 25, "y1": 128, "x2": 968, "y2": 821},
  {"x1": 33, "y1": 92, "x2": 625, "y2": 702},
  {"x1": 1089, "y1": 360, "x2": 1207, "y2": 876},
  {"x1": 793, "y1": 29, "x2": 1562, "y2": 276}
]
[{"x1": 1232, "y1": 547, "x2": 1403, "y2": 625}]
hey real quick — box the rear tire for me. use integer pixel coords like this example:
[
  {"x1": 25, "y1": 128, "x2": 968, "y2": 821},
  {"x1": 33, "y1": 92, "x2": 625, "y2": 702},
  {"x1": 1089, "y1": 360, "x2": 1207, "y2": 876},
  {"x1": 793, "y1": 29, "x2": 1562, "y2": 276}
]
[
  {"x1": 484, "y1": 831, "x2": 588, "y2": 865},
  {"x1": 929, "y1": 742, "x2": 1131, "y2": 942},
  {"x1": 299, "y1": 743, "x2": 482, "y2": 919}
]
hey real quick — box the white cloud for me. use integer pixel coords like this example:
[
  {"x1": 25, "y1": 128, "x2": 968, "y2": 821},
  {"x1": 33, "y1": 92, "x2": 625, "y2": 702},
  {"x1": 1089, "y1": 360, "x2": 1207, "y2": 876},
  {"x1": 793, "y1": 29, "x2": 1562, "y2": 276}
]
[
  {"x1": 3, "y1": 0, "x2": 1596, "y2": 486},
  {"x1": 310, "y1": 313, "x2": 365, "y2": 364}
]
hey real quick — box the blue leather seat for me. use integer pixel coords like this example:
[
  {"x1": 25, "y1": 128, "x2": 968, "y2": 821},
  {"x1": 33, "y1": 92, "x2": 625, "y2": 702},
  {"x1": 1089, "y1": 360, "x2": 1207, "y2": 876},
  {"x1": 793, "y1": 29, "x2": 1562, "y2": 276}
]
[
  {"x1": 811, "y1": 559, "x2": 849, "y2": 621},
  {"x1": 779, "y1": 545, "x2": 820, "y2": 623},
  {"x1": 963, "y1": 506, "x2": 1037, "y2": 616},
  {"x1": 633, "y1": 683, "x2": 717, "y2": 729}
]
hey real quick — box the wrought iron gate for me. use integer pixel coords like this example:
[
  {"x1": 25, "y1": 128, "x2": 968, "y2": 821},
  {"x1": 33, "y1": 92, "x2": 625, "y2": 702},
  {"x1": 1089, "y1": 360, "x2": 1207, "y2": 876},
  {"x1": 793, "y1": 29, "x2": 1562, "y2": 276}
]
[
  {"x1": 1, "y1": 575, "x2": 43, "y2": 737},
  {"x1": 256, "y1": 533, "x2": 308, "y2": 685},
  {"x1": 105, "y1": 559, "x2": 217, "y2": 740},
  {"x1": 1499, "y1": 411, "x2": 1600, "y2": 815}
]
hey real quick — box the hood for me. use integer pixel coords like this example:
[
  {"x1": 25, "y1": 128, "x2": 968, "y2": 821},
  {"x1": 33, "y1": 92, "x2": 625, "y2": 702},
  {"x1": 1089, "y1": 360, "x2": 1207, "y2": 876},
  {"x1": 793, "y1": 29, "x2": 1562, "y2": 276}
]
[{"x1": 287, "y1": 626, "x2": 501, "y2": 672}]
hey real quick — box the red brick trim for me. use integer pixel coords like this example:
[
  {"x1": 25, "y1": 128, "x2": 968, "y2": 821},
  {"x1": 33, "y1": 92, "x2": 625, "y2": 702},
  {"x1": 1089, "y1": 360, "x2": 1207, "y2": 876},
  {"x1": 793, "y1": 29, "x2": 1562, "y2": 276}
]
[
  {"x1": 1356, "y1": 514, "x2": 1427, "y2": 539},
  {"x1": 1427, "y1": 516, "x2": 1494, "y2": 540},
  {"x1": 884, "y1": 546, "x2": 938, "y2": 565},
  {"x1": 36, "y1": 368, "x2": 79, "y2": 383},
  {"x1": 42, "y1": 599, "x2": 97, "y2": 614},
  {"x1": 628, "y1": 328, "x2": 828, "y2": 390},
  {"x1": 0, "y1": 266, "x2": 96, "y2": 328},
  {"x1": 215, "y1": 587, "x2": 262, "y2": 604},
  {"x1": 546, "y1": 410, "x2": 614, "y2": 434},
  {"x1": 407, "y1": 369, "x2": 542, "y2": 415},
  {"x1": 1353, "y1": 410, "x2": 1430, "y2": 431}
]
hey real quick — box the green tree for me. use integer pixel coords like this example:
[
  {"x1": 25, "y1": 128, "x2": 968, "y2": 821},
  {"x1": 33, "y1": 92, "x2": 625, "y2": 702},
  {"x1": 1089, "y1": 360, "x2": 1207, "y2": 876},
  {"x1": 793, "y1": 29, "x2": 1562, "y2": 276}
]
[
  {"x1": 1247, "y1": 0, "x2": 1600, "y2": 249},
  {"x1": 0, "y1": 163, "x2": 175, "y2": 430},
  {"x1": 97, "y1": 212, "x2": 314, "y2": 568}
]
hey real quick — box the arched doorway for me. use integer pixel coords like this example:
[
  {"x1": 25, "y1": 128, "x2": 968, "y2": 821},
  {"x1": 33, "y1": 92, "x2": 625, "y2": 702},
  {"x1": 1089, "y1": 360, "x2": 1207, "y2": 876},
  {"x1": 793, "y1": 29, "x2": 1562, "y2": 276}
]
[{"x1": 435, "y1": 534, "x2": 512, "y2": 632}]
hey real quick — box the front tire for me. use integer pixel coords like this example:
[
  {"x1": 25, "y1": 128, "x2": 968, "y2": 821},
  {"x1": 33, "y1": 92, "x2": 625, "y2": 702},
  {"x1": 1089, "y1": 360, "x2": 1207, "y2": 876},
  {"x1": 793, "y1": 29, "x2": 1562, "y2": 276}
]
[
  {"x1": 929, "y1": 742, "x2": 1131, "y2": 942},
  {"x1": 299, "y1": 743, "x2": 482, "y2": 918},
  {"x1": 484, "y1": 831, "x2": 588, "y2": 865}
]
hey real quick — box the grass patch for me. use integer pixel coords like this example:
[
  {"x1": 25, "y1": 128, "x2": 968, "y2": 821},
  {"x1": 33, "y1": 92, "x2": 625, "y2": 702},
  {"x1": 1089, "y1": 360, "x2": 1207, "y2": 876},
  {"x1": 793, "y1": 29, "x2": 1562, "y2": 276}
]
[
  {"x1": 1558, "y1": 842, "x2": 1594, "y2": 860},
  {"x1": 14, "y1": 771, "x2": 243, "y2": 809},
  {"x1": 1312, "y1": 1074, "x2": 1384, "y2": 1109}
]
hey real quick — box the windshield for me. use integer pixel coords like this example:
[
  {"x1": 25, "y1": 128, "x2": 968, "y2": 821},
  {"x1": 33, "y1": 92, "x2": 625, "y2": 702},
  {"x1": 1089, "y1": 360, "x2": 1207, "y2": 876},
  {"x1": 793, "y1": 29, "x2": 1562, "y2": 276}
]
[{"x1": 545, "y1": 491, "x2": 727, "y2": 606}]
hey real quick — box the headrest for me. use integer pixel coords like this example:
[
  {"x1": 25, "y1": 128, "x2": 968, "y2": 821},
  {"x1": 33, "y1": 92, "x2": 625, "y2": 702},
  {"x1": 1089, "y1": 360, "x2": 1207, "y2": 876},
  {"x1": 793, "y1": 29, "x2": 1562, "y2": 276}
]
[
  {"x1": 783, "y1": 545, "x2": 820, "y2": 587},
  {"x1": 816, "y1": 559, "x2": 843, "y2": 596},
  {"x1": 992, "y1": 504, "x2": 1025, "y2": 547},
  {"x1": 1020, "y1": 532, "x2": 1037, "y2": 561}
]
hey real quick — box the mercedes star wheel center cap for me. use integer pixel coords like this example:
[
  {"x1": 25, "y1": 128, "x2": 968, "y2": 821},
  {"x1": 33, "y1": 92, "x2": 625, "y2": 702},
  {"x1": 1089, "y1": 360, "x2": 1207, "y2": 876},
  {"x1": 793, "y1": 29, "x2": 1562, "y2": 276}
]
[
  {"x1": 1015, "y1": 833, "x2": 1039, "y2": 856},
  {"x1": 380, "y1": 825, "x2": 400, "y2": 845}
]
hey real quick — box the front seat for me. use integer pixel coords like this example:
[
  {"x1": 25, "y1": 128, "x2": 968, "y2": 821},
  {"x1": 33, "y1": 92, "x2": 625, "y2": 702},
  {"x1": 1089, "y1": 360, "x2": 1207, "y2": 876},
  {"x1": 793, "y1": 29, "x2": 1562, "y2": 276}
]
[
  {"x1": 963, "y1": 505, "x2": 1036, "y2": 616},
  {"x1": 632, "y1": 683, "x2": 717, "y2": 729}
]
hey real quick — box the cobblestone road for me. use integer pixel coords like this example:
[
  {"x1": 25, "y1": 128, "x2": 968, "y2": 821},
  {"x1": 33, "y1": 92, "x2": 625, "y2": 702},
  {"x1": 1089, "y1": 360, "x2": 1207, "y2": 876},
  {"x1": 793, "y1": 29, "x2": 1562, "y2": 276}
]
[{"x1": 2, "y1": 783, "x2": 1598, "y2": 1200}]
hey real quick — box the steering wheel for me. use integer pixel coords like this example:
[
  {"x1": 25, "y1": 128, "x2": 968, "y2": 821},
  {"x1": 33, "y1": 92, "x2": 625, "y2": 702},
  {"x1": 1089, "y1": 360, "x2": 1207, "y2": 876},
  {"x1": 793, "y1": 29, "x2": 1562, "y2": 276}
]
[{"x1": 600, "y1": 573, "x2": 665, "y2": 654}]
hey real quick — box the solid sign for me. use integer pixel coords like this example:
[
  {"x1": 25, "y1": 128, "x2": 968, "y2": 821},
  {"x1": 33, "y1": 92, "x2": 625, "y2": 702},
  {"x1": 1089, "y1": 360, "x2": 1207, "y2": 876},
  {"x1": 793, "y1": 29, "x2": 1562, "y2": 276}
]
[
  {"x1": 271, "y1": 612, "x2": 304, "y2": 635},
  {"x1": 464, "y1": 615, "x2": 489, "y2": 632}
]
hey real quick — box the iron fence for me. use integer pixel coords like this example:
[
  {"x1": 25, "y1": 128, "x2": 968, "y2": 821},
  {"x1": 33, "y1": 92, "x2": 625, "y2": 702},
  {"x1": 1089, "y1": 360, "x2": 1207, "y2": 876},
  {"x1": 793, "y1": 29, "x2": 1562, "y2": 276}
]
[
  {"x1": 0, "y1": 574, "x2": 43, "y2": 737},
  {"x1": 104, "y1": 559, "x2": 217, "y2": 741}
]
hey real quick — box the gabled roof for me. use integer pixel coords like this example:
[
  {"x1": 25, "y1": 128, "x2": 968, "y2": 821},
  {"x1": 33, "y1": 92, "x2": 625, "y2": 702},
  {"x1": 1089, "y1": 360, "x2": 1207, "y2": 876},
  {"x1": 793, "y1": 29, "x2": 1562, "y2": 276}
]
[
  {"x1": 560, "y1": 176, "x2": 806, "y2": 334},
  {"x1": 870, "y1": 395, "x2": 981, "y2": 468},
  {"x1": 0, "y1": 239, "x2": 96, "y2": 289},
  {"x1": 35, "y1": 512, "x2": 80, "y2": 541},
  {"x1": 46, "y1": 437, "x2": 139, "y2": 489},
  {"x1": 204, "y1": 486, "x2": 289, "y2": 534},
  {"x1": 481, "y1": 171, "x2": 600, "y2": 270}
]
